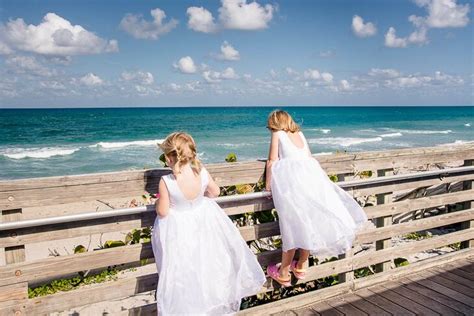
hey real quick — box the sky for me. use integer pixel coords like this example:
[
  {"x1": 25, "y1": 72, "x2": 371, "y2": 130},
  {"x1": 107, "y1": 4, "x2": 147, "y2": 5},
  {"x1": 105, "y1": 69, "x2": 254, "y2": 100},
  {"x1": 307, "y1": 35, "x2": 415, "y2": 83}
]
[{"x1": 0, "y1": 0, "x2": 472, "y2": 107}]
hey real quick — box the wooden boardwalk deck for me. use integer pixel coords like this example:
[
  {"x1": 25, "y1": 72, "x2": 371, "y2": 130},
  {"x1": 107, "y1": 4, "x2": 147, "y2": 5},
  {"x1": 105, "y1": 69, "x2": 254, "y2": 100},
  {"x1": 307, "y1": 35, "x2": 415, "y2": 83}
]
[{"x1": 278, "y1": 257, "x2": 474, "y2": 316}]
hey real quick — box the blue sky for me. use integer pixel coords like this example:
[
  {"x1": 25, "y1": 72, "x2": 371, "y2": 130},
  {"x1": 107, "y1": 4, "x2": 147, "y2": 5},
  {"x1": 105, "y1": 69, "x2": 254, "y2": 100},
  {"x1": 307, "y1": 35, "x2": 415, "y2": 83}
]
[{"x1": 0, "y1": 0, "x2": 472, "y2": 107}]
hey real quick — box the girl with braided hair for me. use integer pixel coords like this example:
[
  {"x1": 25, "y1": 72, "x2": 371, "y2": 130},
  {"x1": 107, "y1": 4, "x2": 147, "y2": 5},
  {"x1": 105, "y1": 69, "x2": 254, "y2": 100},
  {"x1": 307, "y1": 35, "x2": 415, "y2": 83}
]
[{"x1": 152, "y1": 132, "x2": 265, "y2": 315}]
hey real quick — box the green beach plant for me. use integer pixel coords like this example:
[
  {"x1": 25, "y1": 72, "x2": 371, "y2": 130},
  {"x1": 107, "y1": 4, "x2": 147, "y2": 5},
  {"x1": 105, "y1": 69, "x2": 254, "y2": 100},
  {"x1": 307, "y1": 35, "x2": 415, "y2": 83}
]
[{"x1": 225, "y1": 152, "x2": 237, "y2": 162}]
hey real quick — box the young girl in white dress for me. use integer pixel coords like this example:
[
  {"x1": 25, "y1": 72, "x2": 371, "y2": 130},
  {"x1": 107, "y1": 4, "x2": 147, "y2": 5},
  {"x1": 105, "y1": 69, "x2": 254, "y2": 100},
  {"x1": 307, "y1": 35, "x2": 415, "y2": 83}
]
[
  {"x1": 152, "y1": 132, "x2": 266, "y2": 315},
  {"x1": 265, "y1": 110, "x2": 368, "y2": 286}
]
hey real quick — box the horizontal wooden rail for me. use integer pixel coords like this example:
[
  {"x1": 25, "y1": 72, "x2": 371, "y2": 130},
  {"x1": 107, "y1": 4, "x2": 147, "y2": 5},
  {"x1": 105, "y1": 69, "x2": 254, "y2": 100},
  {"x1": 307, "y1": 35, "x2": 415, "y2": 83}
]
[
  {"x1": 1, "y1": 212, "x2": 472, "y2": 288},
  {"x1": 1, "y1": 144, "x2": 473, "y2": 210},
  {"x1": 2, "y1": 166, "x2": 472, "y2": 232},
  {"x1": 4, "y1": 230, "x2": 472, "y2": 316}
]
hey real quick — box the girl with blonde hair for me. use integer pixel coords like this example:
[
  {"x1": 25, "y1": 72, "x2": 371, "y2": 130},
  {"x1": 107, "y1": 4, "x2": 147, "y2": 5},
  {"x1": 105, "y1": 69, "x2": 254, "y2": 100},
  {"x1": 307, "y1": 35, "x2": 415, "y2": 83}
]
[
  {"x1": 152, "y1": 132, "x2": 266, "y2": 315},
  {"x1": 265, "y1": 110, "x2": 368, "y2": 286}
]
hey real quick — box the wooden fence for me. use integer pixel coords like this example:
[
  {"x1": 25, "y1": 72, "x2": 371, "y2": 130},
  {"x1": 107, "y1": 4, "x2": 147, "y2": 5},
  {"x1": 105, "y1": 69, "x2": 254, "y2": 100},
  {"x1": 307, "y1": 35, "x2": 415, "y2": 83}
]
[{"x1": 0, "y1": 144, "x2": 473, "y2": 315}]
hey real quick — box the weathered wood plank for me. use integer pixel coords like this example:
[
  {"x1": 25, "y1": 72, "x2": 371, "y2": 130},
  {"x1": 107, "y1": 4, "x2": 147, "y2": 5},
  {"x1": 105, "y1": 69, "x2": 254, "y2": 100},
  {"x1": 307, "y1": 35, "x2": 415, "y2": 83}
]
[
  {"x1": 356, "y1": 208, "x2": 474, "y2": 244},
  {"x1": 419, "y1": 270, "x2": 474, "y2": 298},
  {"x1": 430, "y1": 267, "x2": 474, "y2": 289},
  {"x1": 364, "y1": 189, "x2": 474, "y2": 219},
  {"x1": 374, "y1": 169, "x2": 393, "y2": 273},
  {"x1": 2, "y1": 209, "x2": 25, "y2": 265},
  {"x1": 336, "y1": 293, "x2": 390, "y2": 316},
  {"x1": 245, "y1": 250, "x2": 474, "y2": 315},
  {"x1": 325, "y1": 296, "x2": 367, "y2": 316},
  {"x1": 382, "y1": 281, "x2": 462, "y2": 315},
  {"x1": 26, "y1": 274, "x2": 157, "y2": 315},
  {"x1": 352, "y1": 173, "x2": 474, "y2": 197},
  {"x1": 1, "y1": 190, "x2": 472, "y2": 250},
  {"x1": 1, "y1": 227, "x2": 471, "y2": 289},
  {"x1": 1, "y1": 144, "x2": 472, "y2": 210},
  {"x1": 405, "y1": 274, "x2": 474, "y2": 307},
  {"x1": 355, "y1": 288, "x2": 415, "y2": 315},
  {"x1": 369, "y1": 284, "x2": 440, "y2": 315},
  {"x1": 309, "y1": 301, "x2": 343, "y2": 316},
  {"x1": 0, "y1": 282, "x2": 27, "y2": 302},
  {"x1": 396, "y1": 277, "x2": 473, "y2": 315}
]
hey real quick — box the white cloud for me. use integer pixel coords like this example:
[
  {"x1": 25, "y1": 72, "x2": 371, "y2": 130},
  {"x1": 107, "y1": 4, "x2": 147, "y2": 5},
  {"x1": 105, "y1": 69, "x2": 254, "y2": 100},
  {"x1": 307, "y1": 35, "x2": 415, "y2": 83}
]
[
  {"x1": 407, "y1": 15, "x2": 429, "y2": 44},
  {"x1": 120, "y1": 8, "x2": 178, "y2": 40},
  {"x1": 340, "y1": 80, "x2": 353, "y2": 91},
  {"x1": 384, "y1": 18, "x2": 429, "y2": 48},
  {"x1": 203, "y1": 70, "x2": 222, "y2": 83},
  {"x1": 304, "y1": 69, "x2": 320, "y2": 80},
  {"x1": 369, "y1": 68, "x2": 401, "y2": 78},
  {"x1": 385, "y1": 0, "x2": 469, "y2": 48},
  {"x1": 221, "y1": 67, "x2": 239, "y2": 79},
  {"x1": 319, "y1": 50, "x2": 335, "y2": 58},
  {"x1": 321, "y1": 72, "x2": 333, "y2": 83},
  {"x1": 121, "y1": 71, "x2": 154, "y2": 85},
  {"x1": 0, "y1": 13, "x2": 118, "y2": 56},
  {"x1": 186, "y1": 7, "x2": 218, "y2": 33},
  {"x1": 384, "y1": 27, "x2": 408, "y2": 48},
  {"x1": 202, "y1": 67, "x2": 239, "y2": 83},
  {"x1": 415, "y1": 0, "x2": 470, "y2": 28},
  {"x1": 217, "y1": 41, "x2": 240, "y2": 61},
  {"x1": 174, "y1": 56, "x2": 197, "y2": 74},
  {"x1": 5, "y1": 55, "x2": 56, "y2": 77},
  {"x1": 218, "y1": 0, "x2": 275, "y2": 30},
  {"x1": 352, "y1": 15, "x2": 377, "y2": 37},
  {"x1": 381, "y1": 70, "x2": 464, "y2": 88},
  {"x1": 286, "y1": 67, "x2": 298, "y2": 76},
  {"x1": 79, "y1": 73, "x2": 103, "y2": 86}
]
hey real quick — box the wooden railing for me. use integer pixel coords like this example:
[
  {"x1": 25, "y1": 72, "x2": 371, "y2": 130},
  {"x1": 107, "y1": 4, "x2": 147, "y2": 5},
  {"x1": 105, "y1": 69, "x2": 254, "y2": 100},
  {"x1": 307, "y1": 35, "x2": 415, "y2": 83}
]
[{"x1": 0, "y1": 144, "x2": 473, "y2": 315}]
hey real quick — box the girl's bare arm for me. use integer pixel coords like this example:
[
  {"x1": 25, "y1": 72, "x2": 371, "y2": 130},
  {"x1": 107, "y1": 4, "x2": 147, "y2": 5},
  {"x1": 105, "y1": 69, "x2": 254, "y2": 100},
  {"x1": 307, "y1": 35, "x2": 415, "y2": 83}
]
[
  {"x1": 265, "y1": 131, "x2": 279, "y2": 191},
  {"x1": 156, "y1": 179, "x2": 170, "y2": 218}
]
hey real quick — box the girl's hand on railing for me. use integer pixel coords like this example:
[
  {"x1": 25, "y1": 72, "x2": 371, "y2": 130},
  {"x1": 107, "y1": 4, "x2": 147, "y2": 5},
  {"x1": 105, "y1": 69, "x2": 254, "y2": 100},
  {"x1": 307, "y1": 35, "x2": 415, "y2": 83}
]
[{"x1": 264, "y1": 187, "x2": 272, "y2": 199}]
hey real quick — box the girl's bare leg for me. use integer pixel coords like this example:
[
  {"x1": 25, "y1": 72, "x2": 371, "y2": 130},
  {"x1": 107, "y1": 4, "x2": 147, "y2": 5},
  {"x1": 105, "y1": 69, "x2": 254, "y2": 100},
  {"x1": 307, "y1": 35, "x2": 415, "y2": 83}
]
[
  {"x1": 297, "y1": 249, "x2": 310, "y2": 270},
  {"x1": 280, "y1": 249, "x2": 296, "y2": 278}
]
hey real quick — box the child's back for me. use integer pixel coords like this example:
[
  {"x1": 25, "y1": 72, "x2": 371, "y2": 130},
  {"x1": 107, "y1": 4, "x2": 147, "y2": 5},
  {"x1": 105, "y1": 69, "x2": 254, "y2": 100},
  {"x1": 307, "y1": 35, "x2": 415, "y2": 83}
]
[{"x1": 152, "y1": 132, "x2": 265, "y2": 315}]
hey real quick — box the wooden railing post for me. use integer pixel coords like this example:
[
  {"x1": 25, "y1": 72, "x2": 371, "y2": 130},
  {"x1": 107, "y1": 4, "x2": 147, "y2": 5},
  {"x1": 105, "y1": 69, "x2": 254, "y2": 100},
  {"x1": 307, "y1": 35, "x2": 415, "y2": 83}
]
[
  {"x1": 2, "y1": 209, "x2": 25, "y2": 264},
  {"x1": 461, "y1": 159, "x2": 473, "y2": 249},
  {"x1": 374, "y1": 169, "x2": 393, "y2": 273},
  {"x1": 1, "y1": 208, "x2": 27, "y2": 315},
  {"x1": 337, "y1": 173, "x2": 355, "y2": 284}
]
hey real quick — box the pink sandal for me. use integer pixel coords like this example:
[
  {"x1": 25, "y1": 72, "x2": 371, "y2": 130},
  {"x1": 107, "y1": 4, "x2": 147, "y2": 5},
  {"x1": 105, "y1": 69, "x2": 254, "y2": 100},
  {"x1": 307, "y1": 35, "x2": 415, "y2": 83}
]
[
  {"x1": 290, "y1": 260, "x2": 307, "y2": 280},
  {"x1": 267, "y1": 264, "x2": 292, "y2": 287}
]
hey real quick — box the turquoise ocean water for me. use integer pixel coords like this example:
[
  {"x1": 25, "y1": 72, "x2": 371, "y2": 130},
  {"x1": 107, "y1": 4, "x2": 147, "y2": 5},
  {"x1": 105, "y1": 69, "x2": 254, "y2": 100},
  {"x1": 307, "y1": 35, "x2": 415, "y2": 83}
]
[{"x1": 0, "y1": 106, "x2": 473, "y2": 180}]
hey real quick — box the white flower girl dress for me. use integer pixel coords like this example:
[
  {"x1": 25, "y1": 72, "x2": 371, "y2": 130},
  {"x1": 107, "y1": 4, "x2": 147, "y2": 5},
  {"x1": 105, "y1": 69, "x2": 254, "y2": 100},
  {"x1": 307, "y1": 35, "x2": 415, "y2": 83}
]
[
  {"x1": 152, "y1": 167, "x2": 266, "y2": 315},
  {"x1": 271, "y1": 131, "x2": 368, "y2": 259}
]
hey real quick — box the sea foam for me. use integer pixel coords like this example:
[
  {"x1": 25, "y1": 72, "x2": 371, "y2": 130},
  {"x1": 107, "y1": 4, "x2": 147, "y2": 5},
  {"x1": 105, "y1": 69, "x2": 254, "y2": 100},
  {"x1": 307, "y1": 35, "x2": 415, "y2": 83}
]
[
  {"x1": 308, "y1": 137, "x2": 383, "y2": 147},
  {"x1": 2, "y1": 147, "x2": 80, "y2": 159},
  {"x1": 384, "y1": 129, "x2": 452, "y2": 135},
  {"x1": 308, "y1": 128, "x2": 331, "y2": 134},
  {"x1": 91, "y1": 139, "x2": 164, "y2": 149},
  {"x1": 379, "y1": 132, "x2": 403, "y2": 138}
]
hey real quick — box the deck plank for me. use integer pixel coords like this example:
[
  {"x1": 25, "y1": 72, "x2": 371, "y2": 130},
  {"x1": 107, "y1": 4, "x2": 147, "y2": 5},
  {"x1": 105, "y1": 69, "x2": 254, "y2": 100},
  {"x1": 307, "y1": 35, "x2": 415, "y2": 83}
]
[
  {"x1": 338, "y1": 293, "x2": 391, "y2": 316},
  {"x1": 369, "y1": 285, "x2": 440, "y2": 315},
  {"x1": 431, "y1": 267, "x2": 474, "y2": 289},
  {"x1": 325, "y1": 296, "x2": 368, "y2": 316},
  {"x1": 397, "y1": 277, "x2": 472, "y2": 314},
  {"x1": 309, "y1": 301, "x2": 344, "y2": 316},
  {"x1": 440, "y1": 263, "x2": 474, "y2": 281},
  {"x1": 456, "y1": 262, "x2": 474, "y2": 274},
  {"x1": 405, "y1": 274, "x2": 474, "y2": 307},
  {"x1": 384, "y1": 281, "x2": 464, "y2": 315},
  {"x1": 420, "y1": 270, "x2": 474, "y2": 298},
  {"x1": 355, "y1": 288, "x2": 416, "y2": 315}
]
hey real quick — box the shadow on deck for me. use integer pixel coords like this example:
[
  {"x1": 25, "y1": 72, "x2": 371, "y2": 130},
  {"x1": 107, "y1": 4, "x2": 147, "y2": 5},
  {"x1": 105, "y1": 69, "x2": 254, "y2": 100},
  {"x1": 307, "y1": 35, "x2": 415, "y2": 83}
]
[{"x1": 279, "y1": 257, "x2": 474, "y2": 316}]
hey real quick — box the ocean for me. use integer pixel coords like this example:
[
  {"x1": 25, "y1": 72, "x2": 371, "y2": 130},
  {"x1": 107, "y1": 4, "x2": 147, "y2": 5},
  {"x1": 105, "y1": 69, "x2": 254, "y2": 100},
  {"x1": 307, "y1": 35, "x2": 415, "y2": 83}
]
[{"x1": 0, "y1": 106, "x2": 473, "y2": 180}]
